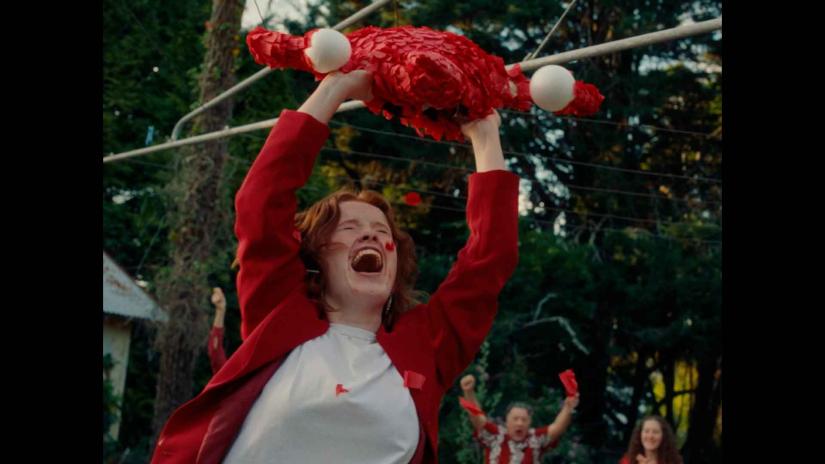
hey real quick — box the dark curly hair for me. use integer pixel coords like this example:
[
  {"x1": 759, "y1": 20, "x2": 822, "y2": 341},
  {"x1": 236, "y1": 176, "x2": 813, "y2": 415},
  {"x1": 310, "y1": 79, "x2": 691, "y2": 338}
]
[{"x1": 623, "y1": 415, "x2": 683, "y2": 464}]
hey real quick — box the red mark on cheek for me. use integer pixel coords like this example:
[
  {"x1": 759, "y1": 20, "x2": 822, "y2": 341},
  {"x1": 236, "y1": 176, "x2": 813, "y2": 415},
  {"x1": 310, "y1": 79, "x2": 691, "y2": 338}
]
[{"x1": 385, "y1": 242, "x2": 396, "y2": 252}]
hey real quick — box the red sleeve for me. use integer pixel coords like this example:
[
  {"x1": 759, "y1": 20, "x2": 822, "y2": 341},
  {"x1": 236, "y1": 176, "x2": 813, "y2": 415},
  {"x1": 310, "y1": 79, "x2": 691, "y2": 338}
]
[
  {"x1": 207, "y1": 326, "x2": 227, "y2": 375},
  {"x1": 422, "y1": 170, "x2": 520, "y2": 390},
  {"x1": 459, "y1": 396, "x2": 486, "y2": 416},
  {"x1": 533, "y1": 425, "x2": 559, "y2": 451},
  {"x1": 234, "y1": 110, "x2": 330, "y2": 339},
  {"x1": 473, "y1": 420, "x2": 501, "y2": 448}
]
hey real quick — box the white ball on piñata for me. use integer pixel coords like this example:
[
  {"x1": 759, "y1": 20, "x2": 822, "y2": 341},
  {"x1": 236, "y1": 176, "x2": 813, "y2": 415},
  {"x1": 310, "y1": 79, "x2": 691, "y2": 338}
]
[
  {"x1": 529, "y1": 65, "x2": 576, "y2": 112},
  {"x1": 304, "y1": 28, "x2": 352, "y2": 74}
]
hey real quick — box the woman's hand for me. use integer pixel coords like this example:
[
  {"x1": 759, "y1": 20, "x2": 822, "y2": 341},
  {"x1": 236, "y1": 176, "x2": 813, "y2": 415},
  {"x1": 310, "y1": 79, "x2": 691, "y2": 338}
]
[
  {"x1": 460, "y1": 111, "x2": 505, "y2": 172},
  {"x1": 320, "y1": 70, "x2": 373, "y2": 102},
  {"x1": 298, "y1": 70, "x2": 373, "y2": 124},
  {"x1": 460, "y1": 110, "x2": 501, "y2": 141}
]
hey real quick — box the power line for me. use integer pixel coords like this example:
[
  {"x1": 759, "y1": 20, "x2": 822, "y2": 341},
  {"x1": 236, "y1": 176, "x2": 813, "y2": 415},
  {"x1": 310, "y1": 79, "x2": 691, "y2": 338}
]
[
  {"x1": 229, "y1": 130, "x2": 721, "y2": 207},
  {"x1": 111, "y1": 157, "x2": 174, "y2": 170},
  {"x1": 565, "y1": 115, "x2": 718, "y2": 139},
  {"x1": 224, "y1": 149, "x2": 721, "y2": 233},
  {"x1": 325, "y1": 172, "x2": 717, "y2": 227},
  {"x1": 294, "y1": 181, "x2": 721, "y2": 245},
  {"x1": 311, "y1": 158, "x2": 680, "y2": 225},
  {"x1": 562, "y1": 182, "x2": 720, "y2": 206},
  {"x1": 103, "y1": 17, "x2": 722, "y2": 162},
  {"x1": 169, "y1": 0, "x2": 393, "y2": 141},
  {"x1": 112, "y1": 137, "x2": 720, "y2": 243},
  {"x1": 111, "y1": 151, "x2": 719, "y2": 272},
  {"x1": 524, "y1": 0, "x2": 579, "y2": 61},
  {"x1": 112, "y1": 1, "x2": 165, "y2": 59},
  {"x1": 321, "y1": 146, "x2": 470, "y2": 171},
  {"x1": 499, "y1": 108, "x2": 720, "y2": 139},
  {"x1": 321, "y1": 136, "x2": 721, "y2": 205},
  {"x1": 109, "y1": 150, "x2": 721, "y2": 248},
  {"x1": 328, "y1": 120, "x2": 722, "y2": 184},
  {"x1": 515, "y1": 17, "x2": 721, "y2": 73},
  {"x1": 135, "y1": 216, "x2": 167, "y2": 277}
]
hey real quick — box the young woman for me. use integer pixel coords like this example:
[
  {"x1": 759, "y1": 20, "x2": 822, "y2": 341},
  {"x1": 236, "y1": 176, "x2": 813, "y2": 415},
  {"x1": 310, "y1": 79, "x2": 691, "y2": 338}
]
[
  {"x1": 619, "y1": 415, "x2": 684, "y2": 464},
  {"x1": 152, "y1": 70, "x2": 520, "y2": 463}
]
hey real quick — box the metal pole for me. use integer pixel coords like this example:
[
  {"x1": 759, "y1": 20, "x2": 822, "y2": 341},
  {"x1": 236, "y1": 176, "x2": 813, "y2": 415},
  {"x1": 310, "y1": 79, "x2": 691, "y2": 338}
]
[
  {"x1": 169, "y1": 0, "x2": 392, "y2": 140},
  {"x1": 104, "y1": 16, "x2": 721, "y2": 164},
  {"x1": 524, "y1": 0, "x2": 579, "y2": 61},
  {"x1": 104, "y1": 100, "x2": 365, "y2": 163},
  {"x1": 514, "y1": 17, "x2": 721, "y2": 73}
]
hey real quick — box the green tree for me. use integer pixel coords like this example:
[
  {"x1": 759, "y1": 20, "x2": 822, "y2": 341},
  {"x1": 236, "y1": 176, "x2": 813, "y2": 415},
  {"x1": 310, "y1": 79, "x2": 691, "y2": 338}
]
[
  {"x1": 150, "y1": 0, "x2": 246, "y2": 439},
  {"x1": 104, "y1": 1, "x2": 722, "y2": 461}
]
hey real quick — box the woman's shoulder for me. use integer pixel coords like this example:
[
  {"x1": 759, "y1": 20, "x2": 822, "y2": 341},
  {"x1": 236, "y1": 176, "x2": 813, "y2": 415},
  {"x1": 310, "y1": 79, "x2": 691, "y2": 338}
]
[{"x1": 394, "y1": 302, "x2": 427, "y2": 324}]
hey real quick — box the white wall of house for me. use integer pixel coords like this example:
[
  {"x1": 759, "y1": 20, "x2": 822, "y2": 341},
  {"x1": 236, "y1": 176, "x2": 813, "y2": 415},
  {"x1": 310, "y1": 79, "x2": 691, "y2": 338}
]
[
  {"x1": 103, "y1": 315, "x2": 132, "y2": 440},
  {"x1": 103, "y1": 251, "x2": 167, "y2": 442}
]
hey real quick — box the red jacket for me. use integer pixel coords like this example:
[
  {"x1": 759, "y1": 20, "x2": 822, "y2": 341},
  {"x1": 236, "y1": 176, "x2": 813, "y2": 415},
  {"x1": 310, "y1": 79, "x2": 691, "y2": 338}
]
[{"x1": 151, "y1": 110, "x2": 519, "y2": 463}]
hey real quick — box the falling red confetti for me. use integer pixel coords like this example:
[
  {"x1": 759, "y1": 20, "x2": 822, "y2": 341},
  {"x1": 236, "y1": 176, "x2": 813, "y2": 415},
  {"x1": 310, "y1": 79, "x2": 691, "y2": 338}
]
[
  {"x1": 385, "y1": 241, "x2": 396, "y2": 252},
  {"x1": 404, "y1": 192, "x2": 422, "y2": 206},
  {"x1": 403, "y1": 370, "x2": 426, "y2": 390},
  {"x1": 335, "y1": 384, "x2": 350, "y2": 396}
]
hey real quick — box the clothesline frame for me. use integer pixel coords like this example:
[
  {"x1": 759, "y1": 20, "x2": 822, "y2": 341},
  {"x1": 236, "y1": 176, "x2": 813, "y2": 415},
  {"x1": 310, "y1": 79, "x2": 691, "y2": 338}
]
[{"x1": 102, "y1": 16, "x2": 722, "y2": 164}]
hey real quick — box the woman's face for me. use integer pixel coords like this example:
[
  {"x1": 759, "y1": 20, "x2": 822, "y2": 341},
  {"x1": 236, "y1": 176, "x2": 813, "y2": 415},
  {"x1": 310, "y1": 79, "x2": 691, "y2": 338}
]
[
  {"x1": 319, "y1": 201, "x2": 398, "y2": 306},
  {"x1": 641, "y1": 419, "x2": 663, "y2": 452}
]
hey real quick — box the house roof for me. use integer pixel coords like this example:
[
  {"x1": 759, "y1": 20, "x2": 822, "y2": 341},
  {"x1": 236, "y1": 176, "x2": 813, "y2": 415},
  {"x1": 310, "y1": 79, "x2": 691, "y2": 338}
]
[{"x1": 103, "y1": 251, "x2": 168, "y2": 322}]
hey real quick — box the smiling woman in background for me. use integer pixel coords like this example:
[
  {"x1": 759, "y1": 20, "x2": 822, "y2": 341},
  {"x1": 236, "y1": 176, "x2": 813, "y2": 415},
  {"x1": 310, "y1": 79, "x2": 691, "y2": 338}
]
[{"x1": 620, "y1": 415, "x2": 684, "y2": 464}]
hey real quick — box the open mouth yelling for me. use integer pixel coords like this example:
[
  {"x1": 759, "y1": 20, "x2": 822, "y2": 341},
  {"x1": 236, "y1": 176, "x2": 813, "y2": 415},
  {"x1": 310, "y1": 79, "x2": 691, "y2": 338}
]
[
  {"x1": 350, "y1": 247, "x2": 384, "y2": 274},
  {"x1": 509, "y1": 428, "x2": 528, "y2": 440}
]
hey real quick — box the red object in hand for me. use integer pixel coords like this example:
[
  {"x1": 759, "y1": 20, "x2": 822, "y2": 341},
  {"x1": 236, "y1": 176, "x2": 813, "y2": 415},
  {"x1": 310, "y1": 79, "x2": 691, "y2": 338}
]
[
  {"x1": 247, "y1": 27, "x2": 314, "y2": 73},
  {"x1": 555, "y1": 81, "x2": 605, "y2": 117},
  {"x1": 559, "y1": 369, "x2": 578, "y2": 397},
  {"x1": 458, "y1": 397, "x2": 485, "y2": 416},
  {"x1": 246, "y1": 25, "x2": 604, "y2": 141},
  {"x1": 335, "y1": 384, "x2": 350, "y2": 396},
  {"x1": 247, "y1": 26, "x2": 536, "y2": 141},
  {"x1": 404, "y1": 191, "x2": 422, "y2": 206}
]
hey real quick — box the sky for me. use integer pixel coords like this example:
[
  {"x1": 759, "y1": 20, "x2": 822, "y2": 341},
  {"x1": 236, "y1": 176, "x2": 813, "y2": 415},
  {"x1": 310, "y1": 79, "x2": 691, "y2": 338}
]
[{"x1": 242, "y1": 0, "x2": 312, "y2": 31}]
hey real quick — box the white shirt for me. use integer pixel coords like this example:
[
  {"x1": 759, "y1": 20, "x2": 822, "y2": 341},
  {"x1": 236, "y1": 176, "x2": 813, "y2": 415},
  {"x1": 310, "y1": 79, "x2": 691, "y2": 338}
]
[{"x1": 223, "y1": 323, "x2": 420, "y2": 463}]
